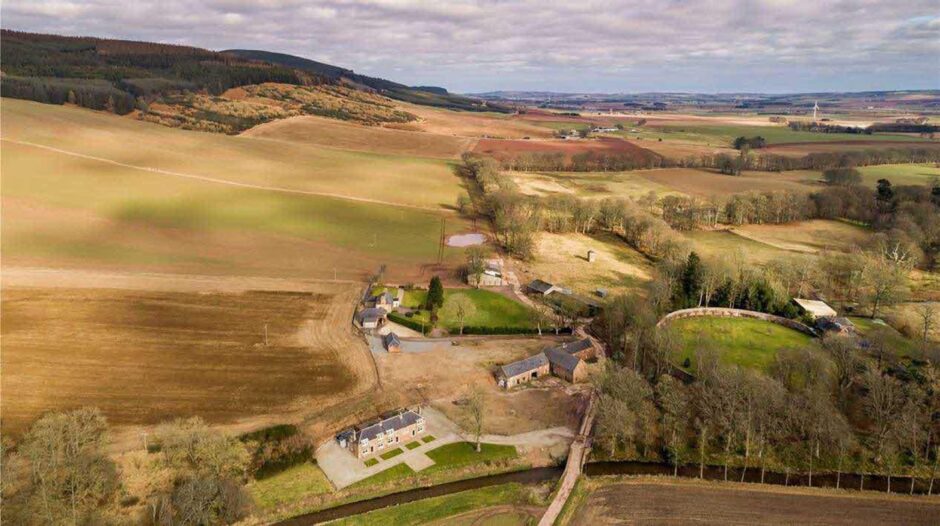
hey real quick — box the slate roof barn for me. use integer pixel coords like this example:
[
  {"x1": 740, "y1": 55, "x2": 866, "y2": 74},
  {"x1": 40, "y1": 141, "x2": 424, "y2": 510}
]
[
  {"x1": 545, "y1": 348, "x2": 586, "y2": 383},
  {"x1": 527, "y1": 279, "x2": 557, "y2": 295}
]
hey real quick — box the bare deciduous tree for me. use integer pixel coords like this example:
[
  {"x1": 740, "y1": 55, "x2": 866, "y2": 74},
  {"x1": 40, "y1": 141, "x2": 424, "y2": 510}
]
[{"x1": 464, "y1": 387, "x2": 486, "y2": 453}]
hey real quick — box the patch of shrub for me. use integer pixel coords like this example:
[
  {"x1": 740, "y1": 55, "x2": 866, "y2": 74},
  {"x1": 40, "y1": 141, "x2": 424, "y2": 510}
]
[{"x1": 239, "y1": 424, "x2": 314, "y2": 480}]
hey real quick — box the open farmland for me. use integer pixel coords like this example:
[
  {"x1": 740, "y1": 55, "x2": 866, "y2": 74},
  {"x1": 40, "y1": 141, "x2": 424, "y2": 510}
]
[
  {"x1": 241, "y1": 114, "x2": 475, "y2": 159},
  {"x1": 668, "y1": 316, "x2": 819, "y2": 372},
  {"x1": 683, "y1": 230, "x2": 793, "y2": 264},
  {"x1": 635, "y1": 167, "x2": 819, "y2": 196},
  {"x1": 392, "y1": 103, "x2": 555, "y2": 139},
  {"x1": 857, "y1": 163, "x2": 940, "y2": 186},
  {"x1": 2, "y1": 99, "x2": 472, "y2": 282},
  {"x1": 519, "y1": 232, "x2": 653, "y2": 295},
  {"x1": 510, "y1": 170, "x2": 674, "y2": 199},
  {"x1": 0, "y1": 282, "x2": 373, "y2": 436},
  {"x1": 730, "y1": 220, "x2": 871, "y2": 254},
  {"x1": 472, "y1": 137, "x2": 659, "y2": 165},
  {"x1": 762, "y1": 140, "x2": 940, "y2": 158},
  {"x1": 569, "y1": 478, "x2": 940, "y2": 526},
  {"x1": 618, "y1": 122, "x2": 932, "y2": 147}
]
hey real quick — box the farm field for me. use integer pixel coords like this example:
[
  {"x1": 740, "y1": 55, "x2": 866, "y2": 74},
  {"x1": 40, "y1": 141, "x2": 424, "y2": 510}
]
[
  {"x1": 617, "y1": 123, "x2": 931, "y2": 147},
  {"x1": 472, "y1": 137, "x2": 660, "y2": 165},
  {"x1": 520, "y1": 232, "x2": 653, "y2": 295},
  {"x1": 568, "y1": 478, "x2": 940, "y2": 525},
  {"x1": 0, "y1": 283, "x2": 373, "y2": 435},
  {"x1": 635, "y1": 167, "x2": 820, "y2": 196},
  {"x1": 331, "y1": 483, "x2": 542, "y2": 526},
  {"x1": 392, "y1": 103, "x2": 555, "y2": 139},
  {"x1": 2, "y1": 99, "x2": 472, "y2": 281},
  {"x1": 668, "y1": 316, "x2": 819, "y2": 372},
  {"x1": 857, "y1": 163, "x2": 940, "y2": 187},
  {"x1": 730, "y1": 220, "x2": 872, "y2": 254},
  {"x1": 682, "y1": 230, "x2": 793, "y2": 264},
  {"x1": 2, "y1": 99, "x2": 463, "y2": 209},
  {"x1": 248, "y1": 462, "x2": 333, "y2": 511},
  {"x1": 241, "y1": 114, "x2": 475, "y2": 159},
  {"x1": 510, "y1": 169, "x2": 675, "y2": 199},
  {"x1": 762, "y1": 140, "x2": 940, "y2": 157}
]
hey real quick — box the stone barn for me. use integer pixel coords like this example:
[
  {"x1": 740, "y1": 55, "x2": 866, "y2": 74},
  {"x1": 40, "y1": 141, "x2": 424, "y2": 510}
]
[{"x1": 497, "y1": 353, "x2": 550, "y2": 388}]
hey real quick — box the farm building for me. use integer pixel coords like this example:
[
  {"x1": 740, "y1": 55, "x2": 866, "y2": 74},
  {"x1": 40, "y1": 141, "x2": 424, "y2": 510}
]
[
  {"x1": 793, "y1": 298, "x2": 838, "y2": 320},
  {"x1": 816, "y1": 316, "x2": 857, "y2": 336},
  {"x1": 357, "y1": 307, "x2": 387, "y2": 329},
  {"x1": 468, "y1": 259, "x2": 504, "y2": 287},
  {"x1": 545, "y1": 348, "x2": 587, "y2": 383},
  {"x1": 384, "y1": 332, "x2": 402, "y2": 353},
  {"x1": 527, "y1": 279, "x2": 559, "y2": 296},
  {"x1": 371, "y1": 291, "x2": 397, "y2": 310},
  {"x1": 497, "y1": 337, "x2": 595, "y2": 389},
  {"x1": 497, "y1": 353, "x2": 550, "y2": 389},
  {"x1": 341, "y1": 408, "x2": 426, "y2": 459}
]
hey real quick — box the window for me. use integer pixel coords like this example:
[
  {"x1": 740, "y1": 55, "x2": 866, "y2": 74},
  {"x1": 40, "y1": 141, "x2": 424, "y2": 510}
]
[{"x1": 412, "y1": 430, "x2": 416, "y2": 436}]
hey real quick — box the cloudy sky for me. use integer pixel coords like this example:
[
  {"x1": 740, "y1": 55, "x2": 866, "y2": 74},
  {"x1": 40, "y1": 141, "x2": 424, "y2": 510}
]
[{"x1": 3, "y1": 0, "x2": 938, "y2": 93}]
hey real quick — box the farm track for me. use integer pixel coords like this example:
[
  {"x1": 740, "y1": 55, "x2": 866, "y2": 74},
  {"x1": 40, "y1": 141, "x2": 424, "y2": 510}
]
[{"x1": 0, "y1": 138, "x2": 454, "y2": 214}]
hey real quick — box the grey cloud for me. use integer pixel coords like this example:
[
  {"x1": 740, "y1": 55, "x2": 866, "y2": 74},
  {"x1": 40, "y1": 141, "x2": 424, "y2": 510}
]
[{"x1": 1, "y1": 0, "x2": 937, "y2": 92}]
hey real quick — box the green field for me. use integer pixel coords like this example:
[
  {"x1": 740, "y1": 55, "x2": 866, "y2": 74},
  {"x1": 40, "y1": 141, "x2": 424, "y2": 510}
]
[
  {"x1": 330, "y1": 483, "x2": 537, "y2": 526},
  {"x1": 618, "y1": 123, "x2": 927, "y2": 147},
  {"x1": 857, "y1": 164, "x2": 940, "y2": 187},
  {"x1": 247, "y1": 463, "x2": 332, "y2": 510},
  {"x1": 847, "y1": 316, "x2": 920, "y2": 358},
  {"x1": 682, "y1": 230, "x2": 792, "y2": 264},
  {"x1": 351, "y1": 463, "x2": 415, "y2": 488},
  {"x1": 670, "y1": 316, "x2": 819, "y2": 372},
  {"x1": 423, "y1": 442, "x2": 518, "y2": 474},
  {"x1": 388, "y1": 288, "x2": 538, "y2": 331},
  {"x1": 2, "y1": 99, "x2": 471, "y2": 280}
]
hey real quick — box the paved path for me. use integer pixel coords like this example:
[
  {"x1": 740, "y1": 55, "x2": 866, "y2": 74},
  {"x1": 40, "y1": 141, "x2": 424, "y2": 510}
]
[
  {"x1": 316, "y1": 406, "x2": 575, "y2": 489},
  {"x1": 538, "y1": 391, "x2": 597, "y2": 526}
]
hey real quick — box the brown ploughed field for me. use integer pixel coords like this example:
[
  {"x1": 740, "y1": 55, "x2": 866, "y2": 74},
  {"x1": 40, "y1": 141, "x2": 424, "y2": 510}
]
[
  {"x1": 1, "y1": 282, "x2": 373, "y2": 436},
  {"x1": 571, "y1": 478, "x2": 940, "y2": 525}
]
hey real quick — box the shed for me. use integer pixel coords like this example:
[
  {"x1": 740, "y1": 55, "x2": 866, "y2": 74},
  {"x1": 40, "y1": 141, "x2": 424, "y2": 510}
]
[
  {"x1": 793, "y1": 298, "x2": 837, "y2": 320},
  {"x1": 357, "y1": 307, "x2": 387, "y2": 329},
  {"x1": 384, "y1": 332, "x2": 402, "y2": 353},
  {"x1": 527, "y1": 279, "x2": 558, "y2": 296}
]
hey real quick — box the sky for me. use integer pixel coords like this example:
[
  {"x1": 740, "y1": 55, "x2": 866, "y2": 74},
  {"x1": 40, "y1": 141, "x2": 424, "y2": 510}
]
[{"x1": 2, "y1": 0, "x2": 939, "y2": 94}]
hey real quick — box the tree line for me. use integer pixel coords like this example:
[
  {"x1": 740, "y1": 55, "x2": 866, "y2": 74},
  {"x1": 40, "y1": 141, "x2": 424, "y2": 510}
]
[{"x1": 592, "y1": 266, "x2": 940, "y2": 492}]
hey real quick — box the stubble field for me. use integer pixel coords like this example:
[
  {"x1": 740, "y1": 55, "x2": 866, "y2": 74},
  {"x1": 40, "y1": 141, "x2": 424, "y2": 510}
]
[
  {"x1": 570, "y1": 478, "x2": 940, "y2": 525},
  {"x1": 0, "y1": 281, "x2": 374, "y2": 436}
]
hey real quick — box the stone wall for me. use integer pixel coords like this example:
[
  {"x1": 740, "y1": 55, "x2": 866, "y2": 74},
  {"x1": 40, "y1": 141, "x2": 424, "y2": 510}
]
[{"x1": 657, "y1": 307, "x2": 817, "y2": 337}]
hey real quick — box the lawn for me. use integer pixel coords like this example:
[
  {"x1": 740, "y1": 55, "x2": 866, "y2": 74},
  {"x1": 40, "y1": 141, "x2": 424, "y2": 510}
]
[
  {"x1": 246, "y1": 462, "x2": 332, "y2": 510},
  {"x1": 364, "y1": 458, "x2": 379, "y2": 467},
  {"x1": 422, "y1": 435, "x2": 437, "y2": 443},
  {"x1": 395, "y1": 289, "x2": 538, "y2": 331},
  {"x1": 329, "y1": 483, "x2": 537, "y2": 526},
  {"x1": 857, "y1": 163, "x2": 940, "y2": 187},
  {"x1": 380, "y1": 447, "x2": 404, "y2": 460},
  {"x1": 405, "y1": 441, "x2": 422, "y2": 450},
  {"x1": 350, "y1": 463, "x2": 415, "y2": 488},
  {"x1": 669, "y1": 316, "x2": 819, "y2": 372},
  {"x1": 423, "y1": 442, "x2": 518, "y2": 474}
]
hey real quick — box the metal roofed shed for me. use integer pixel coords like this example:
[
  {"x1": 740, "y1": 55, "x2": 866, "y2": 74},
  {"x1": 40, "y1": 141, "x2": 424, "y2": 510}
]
[{"x1": 793, "y1": 298, "x2": 838, "y2": 319}]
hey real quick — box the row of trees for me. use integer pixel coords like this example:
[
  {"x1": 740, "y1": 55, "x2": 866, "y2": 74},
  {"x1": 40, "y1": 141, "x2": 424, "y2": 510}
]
[
  {"x1": 499, "y1": 149, "x2": 667, "y2": 173},
  {"x1": 595, "y1": 347, "x2": 940, "y2": 492},
  {"x1": 681, "y1": 147, "x2": 940, "y2": 173},
  {"x1": 2, "y1": 409, "x2": 255, "y2": 525}
]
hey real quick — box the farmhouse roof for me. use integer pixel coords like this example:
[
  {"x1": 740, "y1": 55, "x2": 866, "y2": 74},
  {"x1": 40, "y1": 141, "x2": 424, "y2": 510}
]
[
  {"x1": 374, "y1": 291, "x2": 394, "y2": 303},
  {"x1": 358, "y1": 307, "x2": 387, "y2": 323},
  {"x1": 357, "y1": 410, "x2": 422, "y2": 442},
  {"x1": 499, "y1": 352, "x2": 549, "y2": 378},
  {"x1": 384, "y1": 332, "x2": 401, "y2": 348},
  {"x1": 527, "y1": 279, "x2": 555, "y2": 294},
  {"x1": 793, "y1": 298, "x2": 837, "y2": 318},
  {"x1": 547, "y1": 338, "x2": 593, "y2": 355},
  {"x1": 545, "y1": 348, "x2": 582, "y2": 373}
]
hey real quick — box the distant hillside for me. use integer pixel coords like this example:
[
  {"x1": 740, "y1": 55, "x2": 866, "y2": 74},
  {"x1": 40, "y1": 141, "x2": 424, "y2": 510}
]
[
  {"x1": 224, "y1": 49, "x2": 508, "y2": 113},
  {"x1": 0, "y1": 30, "x2": 507, "y2": 132}
]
